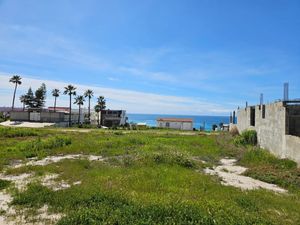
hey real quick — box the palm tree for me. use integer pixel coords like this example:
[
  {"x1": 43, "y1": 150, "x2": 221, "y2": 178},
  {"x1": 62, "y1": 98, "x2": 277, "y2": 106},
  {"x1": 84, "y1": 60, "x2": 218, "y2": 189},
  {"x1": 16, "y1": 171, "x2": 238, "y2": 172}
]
[
  {"x1": 63, "y1": 85, "x2": 77, "y2": 127},
  {"x1": 74, "y1": 95, "x2": 85, "y2": 124},
  {"x1": 52, "y1": 89, "x2": 60, "y2": 112},
  {"x1": 19, "y1": 95, "x2": 26, "y2": 111},
  {"x1": 96, "y1": 96, "x2": 106, "y2": 126},
  {"x1": 9, "y1": 75, "x2": 22, "y2": 111},
  {"x1": 84, "y1": 89, "x2": 94, "y2": 123},
  {"x1": 94, "y1": 104, "x2": 101, "y2": 126}
]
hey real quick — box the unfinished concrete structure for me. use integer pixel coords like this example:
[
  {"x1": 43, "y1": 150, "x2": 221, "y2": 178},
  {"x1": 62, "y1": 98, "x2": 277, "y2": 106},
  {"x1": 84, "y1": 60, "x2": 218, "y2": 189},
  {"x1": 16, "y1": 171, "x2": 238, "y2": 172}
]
[{"x1": 237, "y1": 100, "x2": 300, "y2": 165}]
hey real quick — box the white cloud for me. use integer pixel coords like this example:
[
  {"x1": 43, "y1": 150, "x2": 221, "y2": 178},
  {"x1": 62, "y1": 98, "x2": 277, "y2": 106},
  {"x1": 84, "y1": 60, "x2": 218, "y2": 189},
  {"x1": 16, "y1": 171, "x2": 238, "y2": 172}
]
[{"x1": 0, "y1": 74, "x2": 231, "y2": 115}]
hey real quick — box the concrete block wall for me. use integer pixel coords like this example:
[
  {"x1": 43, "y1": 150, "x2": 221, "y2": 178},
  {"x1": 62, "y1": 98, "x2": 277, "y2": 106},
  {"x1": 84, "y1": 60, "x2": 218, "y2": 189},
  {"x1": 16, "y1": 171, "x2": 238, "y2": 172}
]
[
  {"x1": 237, "y1": 107, "x2": 252, "y2": 132},
  {"x1": 40, "y1": 112, "x2": 65, "y2": 123},
  {"x1": 255, "y1": 102, "x2": 286, "y2": 157},
  {"x1": 285, "y1": 135, "x2": 300, "y2": 164},
  {"x1": 237, "y1": 101, "x2": 300, "y2": 165},
  {"x1": 10, "y1": 111, "x2": 30, "y2": 121}
]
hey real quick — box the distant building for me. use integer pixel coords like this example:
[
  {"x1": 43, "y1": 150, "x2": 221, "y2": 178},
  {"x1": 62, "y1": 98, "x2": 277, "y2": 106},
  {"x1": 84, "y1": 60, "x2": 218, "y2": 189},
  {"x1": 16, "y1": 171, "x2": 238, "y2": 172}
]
[
  {"x1": 157, "y1": 118, "x2": 193, "y2": 130},
  {"x1": 9, "y1": 108, "x2": 81, "y2": 126},
  {"x1": 48, "y1": 107, "x2": 70, "y2": 113},
  {"x1": 0, "y1": 107, "x2": 23, "y2": 112},
  {"x1": 91, "y1": 110, "x2": 127, "y2": 127},
  {"x1": 136, "y1": 123, "x2": 147, "y2": 129},
  {"x1": 102, "y1": 110, "x2": 127, "y2": 127},
  {"x1": 236, "y1": 100, "x2": 300, "y2": 165}
]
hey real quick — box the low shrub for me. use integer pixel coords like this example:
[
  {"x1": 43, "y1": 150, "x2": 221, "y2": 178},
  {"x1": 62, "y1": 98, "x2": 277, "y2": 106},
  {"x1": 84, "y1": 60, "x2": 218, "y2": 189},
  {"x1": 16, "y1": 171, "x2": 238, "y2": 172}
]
[
  {"x1": 114, "y1": 131, "x2": 124, "y2": 135},
  {"x1": 234, "y1": 130, "x2": 257, "y2": 146},
  {"x1": 0, "y1": 179, "x2": 11, "y2": 190},
  {"x1": 229, "y1": 125, "x2": 239, "y2": 136},
  {"x1": 152, "y1": 151, "x2": 195, "y2": 168}
]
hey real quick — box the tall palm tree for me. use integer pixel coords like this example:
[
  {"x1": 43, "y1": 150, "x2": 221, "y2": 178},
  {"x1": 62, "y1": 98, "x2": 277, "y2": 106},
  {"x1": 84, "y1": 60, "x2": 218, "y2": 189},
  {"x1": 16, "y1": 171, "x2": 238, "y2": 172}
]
[
  {"x1": 96, "y1": 96, "x2": 106, "y2": 126},
  {"x1": 9, "y1": 75, "x2": 22, "y2": 111},
  {"x1": 52, "y1": 89, "x2": 60, "y2": 112},
  {"x1": 94, "y1": 104, "x2": 101, "y2": 126},
  {"x1": 84, "y1": 89, "x2": 94, "y2": 123},
  {"x1": 74, "y1": 95, "x2": 85, "y2": 124},
  {"x1": 19, "y1": 95, "x2": 26, "y2": 111},
  {"x1": 63, "y1": 85, "x2": 77, "y2": 127}
]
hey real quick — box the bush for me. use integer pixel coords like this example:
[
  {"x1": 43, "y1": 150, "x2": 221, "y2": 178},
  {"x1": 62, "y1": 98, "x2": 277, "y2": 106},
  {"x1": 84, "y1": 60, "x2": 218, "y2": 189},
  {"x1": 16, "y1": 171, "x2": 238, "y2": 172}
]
[
  {"x1": 152, "y1": 152, "x2": 195, "y2": 168},
  {"x1": 0, "y1": 179, "x2": 11, "y2": 190},
  {"x1": 234, "y1": 130, "x2": 257, "y2": 146},
  {"x1": 242, "y1": 130, "x2": 257, "y2": 145},
  {"x1": 229, "y1": 125, "x2": 239, "y2": 136}
]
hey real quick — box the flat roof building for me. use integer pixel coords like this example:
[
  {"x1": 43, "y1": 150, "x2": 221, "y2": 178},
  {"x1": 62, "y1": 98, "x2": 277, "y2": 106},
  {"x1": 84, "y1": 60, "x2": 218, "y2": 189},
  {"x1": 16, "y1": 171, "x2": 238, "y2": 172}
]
[{"x1": 157, "y1": 118, "x2": 193, "y2": 130}]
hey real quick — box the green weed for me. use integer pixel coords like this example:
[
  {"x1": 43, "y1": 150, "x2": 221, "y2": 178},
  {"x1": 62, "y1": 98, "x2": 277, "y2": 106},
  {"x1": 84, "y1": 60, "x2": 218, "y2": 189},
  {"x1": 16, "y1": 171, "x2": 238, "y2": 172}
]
[{"x1": 0, "y1": 126, "x2": 38, "y2": 138}]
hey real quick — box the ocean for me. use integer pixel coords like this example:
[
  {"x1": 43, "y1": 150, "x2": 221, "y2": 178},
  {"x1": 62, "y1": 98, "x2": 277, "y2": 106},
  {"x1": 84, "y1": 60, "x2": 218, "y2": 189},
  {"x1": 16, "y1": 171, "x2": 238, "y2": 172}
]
[{"x1": 127, "y1": 113, "x2": 230, "y2": 131}]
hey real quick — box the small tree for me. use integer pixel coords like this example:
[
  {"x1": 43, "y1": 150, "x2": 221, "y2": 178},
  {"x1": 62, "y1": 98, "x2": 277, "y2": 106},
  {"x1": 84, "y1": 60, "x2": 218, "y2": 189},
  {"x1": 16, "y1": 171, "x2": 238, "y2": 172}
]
[
  {"x1": 9, "y1": 75, "x2": 22, "y2": 111},
  {"x1": 84, "y1": 89, "x2": 94, "y2": 123},
  {"x1": 24, "y1": 87, "x2": 35, "y2": 108},
  {"x1": 19, "y1": 95, "x2": 26, "y2": 111},
  {"x1": 63, "y1": 85, "x2": 77, "y2": 127},
  {"x1": 34, "y1": 83, "x2": 47, "y2": 108},
  {"x1": 74, "y1": 95, "x2": 85, "y2": 124},
  {"x1": 52, "y1": 89, "x2": 60, "y2": 112}
]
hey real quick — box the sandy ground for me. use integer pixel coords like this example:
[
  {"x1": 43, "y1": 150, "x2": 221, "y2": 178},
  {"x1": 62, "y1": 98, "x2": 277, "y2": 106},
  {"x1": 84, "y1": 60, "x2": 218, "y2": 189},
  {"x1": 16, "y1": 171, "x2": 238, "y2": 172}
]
[
  {"x1": 204, "y1": 158, "x2": 287, "y2": 193},
  {"x1": 12, "y1": 154, "x2": 103, "y2": 169},
  {"x1": 0, "y1": 121, "x2": 55, "y2": 128},
  {"x1": 41, "y1": 174, "x2": 81, "y2": 191},
  {"x1": 0, "y1": 154, "x2": 103, "y2": 224},
  {"x1": 57, "y1": 129, "x2": 92, "y2": 133}
]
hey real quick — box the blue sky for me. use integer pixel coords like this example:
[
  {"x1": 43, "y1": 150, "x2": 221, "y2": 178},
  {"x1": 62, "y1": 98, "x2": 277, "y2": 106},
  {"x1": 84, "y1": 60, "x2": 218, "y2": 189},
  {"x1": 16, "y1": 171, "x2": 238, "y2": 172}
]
[{"x1": 0, "y1": 0, "x2": 299, "y2": 115}]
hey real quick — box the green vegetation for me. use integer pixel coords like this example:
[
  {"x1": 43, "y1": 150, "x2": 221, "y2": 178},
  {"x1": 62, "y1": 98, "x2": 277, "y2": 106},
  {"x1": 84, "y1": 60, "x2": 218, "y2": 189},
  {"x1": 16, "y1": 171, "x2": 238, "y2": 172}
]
[
  {"x1": 234, "y1": 130, "x2": 257, "y2": 146},
  {"x1": 0, "y1": 126, "x2": 38, "y2": 138},
  {"x1": 240, "y1": 148, "x2": 300, "y2": 190},
  {"x1": 0, "y1": 127, "x2": 299, "y2": 224},
  {"x1": 0, "y1": 179, "x2": 11, "y2": 190},
  {"x1": 0, "y1": 112, "x2": 6, "y2": 123}
]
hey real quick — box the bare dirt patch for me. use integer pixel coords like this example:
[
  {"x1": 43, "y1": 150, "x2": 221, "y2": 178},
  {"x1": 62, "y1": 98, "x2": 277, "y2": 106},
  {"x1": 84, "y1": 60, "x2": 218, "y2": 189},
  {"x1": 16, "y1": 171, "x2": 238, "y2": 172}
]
[
  {"x1": 12, "y1": 154, "x2": 104, "y2": 168},
  {"x1": 0, "y1": 154, "x2": 103, "y2": 224},
  {"x1": 204, "y1": 158, "x2": 287, "y2": 193},
  {"x1": 41, "y1": 173, "x2": 81, "y2": 191},
  {"x1": 0, "y1": 121, "x2": 54, "y2": 128}
]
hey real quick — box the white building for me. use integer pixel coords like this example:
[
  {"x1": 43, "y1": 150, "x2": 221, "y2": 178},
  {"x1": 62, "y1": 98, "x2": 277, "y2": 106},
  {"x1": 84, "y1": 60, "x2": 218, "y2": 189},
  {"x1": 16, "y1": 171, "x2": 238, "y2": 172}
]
[
  {"x1": 157, "y1": 118, "x2": 193, "y2": 130},
  {"x1": 90, "y1": 110, "x2": 127, "y2": 127}
]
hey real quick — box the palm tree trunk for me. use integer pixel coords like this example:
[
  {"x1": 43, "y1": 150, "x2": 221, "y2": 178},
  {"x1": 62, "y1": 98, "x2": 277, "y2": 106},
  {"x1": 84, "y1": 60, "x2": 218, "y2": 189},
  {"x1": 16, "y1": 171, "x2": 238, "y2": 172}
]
[
  {"x1": 54, "y1": 97, "x2": 57, "y2": 112},
  {"x1": 100, "y1": 110, "x2": 102, "y2": 126},
  {"x1": 78, "y1": 105, "x2": 81, "y2": 124},
  {"x1": 88, "y1": 97, "x2": 91, "y2": 123},
  {"x1": 23, "y1": 102, "x2": 25, "y2": 111},
  {"x1": 11, "y1": 83, "x2": 17, "y2": 111},
  {"x1": 69, "y1": 94, "x2": 71, "y2": 127}
]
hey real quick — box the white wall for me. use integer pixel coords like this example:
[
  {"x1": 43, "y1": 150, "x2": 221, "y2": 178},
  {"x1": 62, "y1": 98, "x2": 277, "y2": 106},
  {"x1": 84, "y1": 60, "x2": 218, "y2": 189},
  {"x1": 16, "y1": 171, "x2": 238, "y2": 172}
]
[{"x1": 157, "y1": 121, "x2": 193, "y2": 130}]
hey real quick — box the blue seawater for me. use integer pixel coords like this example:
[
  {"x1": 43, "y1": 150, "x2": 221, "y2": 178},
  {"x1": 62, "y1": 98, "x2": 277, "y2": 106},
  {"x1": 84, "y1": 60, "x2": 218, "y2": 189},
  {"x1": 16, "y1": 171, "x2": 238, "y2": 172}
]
[{"x1": 127, "y1": 113, "x2": 230, "y2": 131}]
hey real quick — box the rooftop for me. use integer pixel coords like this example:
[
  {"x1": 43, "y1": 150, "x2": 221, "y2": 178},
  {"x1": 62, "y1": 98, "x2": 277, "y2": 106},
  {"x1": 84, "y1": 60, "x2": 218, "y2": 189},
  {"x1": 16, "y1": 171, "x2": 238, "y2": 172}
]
[{"x1": 157, "y1": 118, "x2": 193, "y2": 123}]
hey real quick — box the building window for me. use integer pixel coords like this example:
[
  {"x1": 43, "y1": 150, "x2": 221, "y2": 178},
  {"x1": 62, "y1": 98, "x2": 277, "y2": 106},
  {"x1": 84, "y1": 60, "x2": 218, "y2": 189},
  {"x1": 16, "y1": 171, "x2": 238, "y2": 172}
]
[
  {"x1": 250, "y1": 107, "x2": 255, "y2": 126},
  {"x1": 166, "y1": 122, "x2": 170, "y2": 127},
  {"x1": 262, "y1": 105, "x2": 266, "y2": 119}
]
